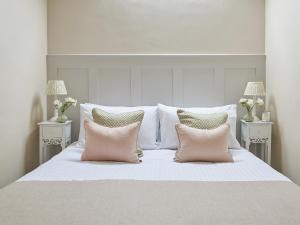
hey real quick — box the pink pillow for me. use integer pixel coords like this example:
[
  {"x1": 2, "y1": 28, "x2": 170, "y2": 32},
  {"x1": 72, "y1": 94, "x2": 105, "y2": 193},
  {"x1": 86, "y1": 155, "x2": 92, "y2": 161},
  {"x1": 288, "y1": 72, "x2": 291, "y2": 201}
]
[
  {"x1": 81, "y1": 120, "x2": 140, "y2": 163},
  {"x1": 175, "y1": 123, "x2": 233, "y2": 163}
]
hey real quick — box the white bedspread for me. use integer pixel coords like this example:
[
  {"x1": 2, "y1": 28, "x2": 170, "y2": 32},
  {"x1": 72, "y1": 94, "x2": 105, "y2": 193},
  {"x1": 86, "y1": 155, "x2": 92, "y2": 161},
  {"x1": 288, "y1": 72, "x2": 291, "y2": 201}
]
[{"x1": 19, "y1": 143, "x2": 289, "y2": 182}]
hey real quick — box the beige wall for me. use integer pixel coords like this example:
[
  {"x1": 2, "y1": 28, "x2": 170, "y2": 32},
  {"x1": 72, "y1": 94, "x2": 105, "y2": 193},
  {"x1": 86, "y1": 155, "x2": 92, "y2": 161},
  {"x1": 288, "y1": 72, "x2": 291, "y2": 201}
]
[
  {"x1": 48, "y1": 0, "x2": 265, "y2": 54},
  {"x1": 266, "y1": 0, "x2": 300, "y2": 185},
  {"x1": 0, "y1": 0, "x2": 47, "y2": 188}
]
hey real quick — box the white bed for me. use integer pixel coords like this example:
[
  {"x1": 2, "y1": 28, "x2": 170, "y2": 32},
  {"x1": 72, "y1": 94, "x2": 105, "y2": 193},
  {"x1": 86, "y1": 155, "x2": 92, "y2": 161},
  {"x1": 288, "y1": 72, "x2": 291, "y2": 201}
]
[{"x1": 19, "y1": 142, "x2": 288, "y2": 182}]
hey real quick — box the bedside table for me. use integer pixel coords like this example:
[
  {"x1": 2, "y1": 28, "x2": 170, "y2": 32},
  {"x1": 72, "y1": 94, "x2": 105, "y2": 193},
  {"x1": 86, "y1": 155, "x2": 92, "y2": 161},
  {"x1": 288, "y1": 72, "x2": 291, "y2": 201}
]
[
  {"x1": 240, "y1": 120, "x2": 273, "y2": 165},
  {"x1": 241, "y1": 120, "x2": 273, "y2": 165},
  {"x1": 38, "y1": 121, "x2": 72, "y2": 164}
]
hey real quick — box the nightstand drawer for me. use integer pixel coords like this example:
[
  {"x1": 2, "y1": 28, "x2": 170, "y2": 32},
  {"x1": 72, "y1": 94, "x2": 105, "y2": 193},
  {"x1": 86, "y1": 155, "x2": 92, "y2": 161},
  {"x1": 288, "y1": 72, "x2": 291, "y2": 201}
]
[
  {"x1": 249, "y1": 126, "x2": 268, "y2": 138},
  {"x1": 42, "y1": 127, "x2": 63, "y2": 138}
]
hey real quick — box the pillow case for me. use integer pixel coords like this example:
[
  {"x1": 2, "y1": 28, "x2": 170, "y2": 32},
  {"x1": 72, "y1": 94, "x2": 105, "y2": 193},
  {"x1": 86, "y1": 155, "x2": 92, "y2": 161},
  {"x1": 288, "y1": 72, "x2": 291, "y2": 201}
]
[
  {"x1": 78, "y1": 104, "x2": 158, "y2": 149},
  {"x1": 81, "y1": 120, "x2": 140, "y2": 163},
  {"x1": 177, "y1": 110, "x2": 228, "y2": 129},
  {"x1": 175, "y1": 123, "x2": 233, "y2": 163},
  {"x1": 158, "y1": 104, "x2": 240, "y2": 149},
  {"x1": 92, "y1": 108, "x2": 144, "y2": 157}
]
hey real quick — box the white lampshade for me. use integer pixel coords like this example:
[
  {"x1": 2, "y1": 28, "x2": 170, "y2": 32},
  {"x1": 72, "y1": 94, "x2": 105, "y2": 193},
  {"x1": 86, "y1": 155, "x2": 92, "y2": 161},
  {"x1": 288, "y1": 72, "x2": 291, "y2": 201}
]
[
  {"x1": 47, "y1": 80, "x2": 67, "y2": 96},
  {"x1": 244, "y1": 82, "x2": 265, "y2": 96}
]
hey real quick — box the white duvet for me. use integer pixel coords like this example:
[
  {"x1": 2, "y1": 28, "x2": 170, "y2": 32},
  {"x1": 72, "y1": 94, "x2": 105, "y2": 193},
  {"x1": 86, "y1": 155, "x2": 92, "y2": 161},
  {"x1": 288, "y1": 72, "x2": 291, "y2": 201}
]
[{"x1": 19, "y1": 142, "x2": 289, "y2": 182}]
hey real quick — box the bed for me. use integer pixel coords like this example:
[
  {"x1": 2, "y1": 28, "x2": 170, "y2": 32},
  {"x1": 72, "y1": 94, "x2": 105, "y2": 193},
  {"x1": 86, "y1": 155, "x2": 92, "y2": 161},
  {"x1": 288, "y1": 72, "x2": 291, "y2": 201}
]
[
  {"x1": 1, "y1": 142, "x2": 300, "y2": 225},
  {"x1": 1, "y1": 56, "x2": 300, "y2": 224}
]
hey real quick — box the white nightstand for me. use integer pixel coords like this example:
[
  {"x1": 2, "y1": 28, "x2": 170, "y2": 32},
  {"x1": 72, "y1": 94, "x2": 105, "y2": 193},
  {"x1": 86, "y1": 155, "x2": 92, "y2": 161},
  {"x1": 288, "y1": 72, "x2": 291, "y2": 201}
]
[
  {"x1": 240, "y1": 120, "x2": 273, "y2": 165},
  {"x1": 38, "y1": 121, "x2": 72, "y2": 164}
]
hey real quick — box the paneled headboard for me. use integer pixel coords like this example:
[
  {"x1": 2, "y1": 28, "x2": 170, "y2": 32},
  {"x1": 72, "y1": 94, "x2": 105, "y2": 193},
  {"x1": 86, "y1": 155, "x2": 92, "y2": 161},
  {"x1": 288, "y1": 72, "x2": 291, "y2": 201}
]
[{"x1": 47, "y1": 54, "x2": 266, "y2": 142}]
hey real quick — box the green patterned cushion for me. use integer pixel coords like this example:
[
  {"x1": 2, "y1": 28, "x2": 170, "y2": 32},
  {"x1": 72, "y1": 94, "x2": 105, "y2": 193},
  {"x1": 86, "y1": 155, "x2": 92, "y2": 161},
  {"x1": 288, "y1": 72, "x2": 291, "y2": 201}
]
[
  {"x1": 92, "y1": 108, "x2": 144, "y2": 128},
  {"x1": 92, "y1": 108, "x2": 144, "y2": 157},
  {"x1": 177, "y1": 109, "x2": 228, "y2": 129}
]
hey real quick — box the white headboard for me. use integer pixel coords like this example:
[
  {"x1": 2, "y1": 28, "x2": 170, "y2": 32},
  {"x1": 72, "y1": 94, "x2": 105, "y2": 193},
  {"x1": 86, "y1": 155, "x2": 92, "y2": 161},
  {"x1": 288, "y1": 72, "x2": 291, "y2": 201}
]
[{"x1": 47, "y1": 54, "x2": 265, "y2": 142}]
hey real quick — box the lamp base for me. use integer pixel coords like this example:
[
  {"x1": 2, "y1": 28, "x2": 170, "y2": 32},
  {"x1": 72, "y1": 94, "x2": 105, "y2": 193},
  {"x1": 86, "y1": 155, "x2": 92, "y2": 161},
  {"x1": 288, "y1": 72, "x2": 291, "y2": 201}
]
[
  {"x1": 49, "y1": 108, "x2": 59, "y2": 122},
  {"x1": 49, "y1": 116, "x2": 59, "y2": 122},
  {"x1": 252, "y1": 96, "x2": 261, "y2": 122}
]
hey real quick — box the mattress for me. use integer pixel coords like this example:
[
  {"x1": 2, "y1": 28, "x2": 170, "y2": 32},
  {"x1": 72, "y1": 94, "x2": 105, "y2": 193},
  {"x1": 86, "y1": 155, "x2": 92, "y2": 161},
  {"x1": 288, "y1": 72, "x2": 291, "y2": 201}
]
[{"x1": 19, "y1": 142, "x2": 289, "y2": 182}]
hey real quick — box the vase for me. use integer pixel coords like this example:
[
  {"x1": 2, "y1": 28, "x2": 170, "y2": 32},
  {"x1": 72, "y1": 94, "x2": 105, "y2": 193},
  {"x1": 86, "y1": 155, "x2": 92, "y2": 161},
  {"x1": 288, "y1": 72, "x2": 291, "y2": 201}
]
[
  {"x1": 243, "y1": 111, "x2": 254, "y2": 122},
  {"x1": 57, "y1": 112, "x2": 68, "y2": 123}
]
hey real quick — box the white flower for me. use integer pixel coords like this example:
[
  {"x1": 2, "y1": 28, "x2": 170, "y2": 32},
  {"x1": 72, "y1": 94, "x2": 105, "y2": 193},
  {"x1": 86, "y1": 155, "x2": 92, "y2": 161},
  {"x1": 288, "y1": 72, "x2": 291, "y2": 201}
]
[
  {"x1": 257, "y1": 98, "x2": 264, "y2": 106},
  {"x1": 53, "y1": 99, "x2": 61, "y2": 107},
  {"x1": 65, "y1": 97, "x2": 73, "y2": 102},
  {"x1": 247, "y1": 99, "x2": 254, "y2": 106},
  {"x1": 65, "y1": 97, "x2": 76, "y2": 102},
  {"x1": 239, "y1": 98, "x2": 248, "y2": 104},
  {"x1": 64, "y1": 97, "x2": 77, "y2": 107}
]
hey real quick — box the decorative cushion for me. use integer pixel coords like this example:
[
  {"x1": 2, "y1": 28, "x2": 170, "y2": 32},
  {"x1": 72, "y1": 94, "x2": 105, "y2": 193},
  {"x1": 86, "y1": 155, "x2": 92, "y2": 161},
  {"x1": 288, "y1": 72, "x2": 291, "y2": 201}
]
[
  {"x1": 158, "y1": 104, "x2": 240, "y2": 149},
  {"x1": 81, "y1": 120, "x2": 140, "y2": 163},
  {"x1": 175, "y1": 123, "x2": 233, "y2": 163},
  {"x1": 92, "y1": 108, "x2": 144, "y2": 157},
  {"x1": 78, "y1": 104, "x2": 158, "y2": 150},
  {"x1": 177, "y1": 110, "x2": 228, "y2": 129},
  {"x1": 177, "y1": 109, "x2": 228, "y2": 129},
  {"x1": 92, "y1": 108, "x2": 144, "y2": 128}
]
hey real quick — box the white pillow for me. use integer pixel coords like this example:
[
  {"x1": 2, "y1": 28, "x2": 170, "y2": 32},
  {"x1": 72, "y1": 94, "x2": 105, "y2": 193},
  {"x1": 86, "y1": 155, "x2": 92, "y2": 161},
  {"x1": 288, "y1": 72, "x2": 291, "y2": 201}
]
[
  {"x1": 78, "y1": 104, "x2": 158, "y2": 149},
  {"x1": 158, "y1": 104, "x2": 240, "y2": 149}
]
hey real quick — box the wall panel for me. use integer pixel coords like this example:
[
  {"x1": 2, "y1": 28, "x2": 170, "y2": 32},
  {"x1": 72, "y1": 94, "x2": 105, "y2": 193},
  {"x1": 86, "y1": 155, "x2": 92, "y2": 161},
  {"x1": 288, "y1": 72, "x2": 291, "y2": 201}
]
[{"x1": 47, "y1": 55, "x2": 266, "y2": 142}]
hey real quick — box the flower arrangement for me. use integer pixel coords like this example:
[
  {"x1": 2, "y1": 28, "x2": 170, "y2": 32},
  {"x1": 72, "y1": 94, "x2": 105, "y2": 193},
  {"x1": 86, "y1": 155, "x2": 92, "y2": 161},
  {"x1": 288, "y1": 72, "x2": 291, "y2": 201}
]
[
  {"x1": 54, "y1": 97, "x2": 77, "y2": 123},
  {"x1": 239, "y1": 98, "x2": 264, "y2": 122}
]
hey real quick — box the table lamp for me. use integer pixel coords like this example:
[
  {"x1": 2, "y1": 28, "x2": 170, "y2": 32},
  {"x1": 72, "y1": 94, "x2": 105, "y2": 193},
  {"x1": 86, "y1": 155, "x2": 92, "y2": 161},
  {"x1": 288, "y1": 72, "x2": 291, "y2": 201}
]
[
  {"x1": 244, "y1": 81, "x2": 266, "y2": 121},
  {"x1": 47, "y1": 80, "x2": 67, "y2": 121}
]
